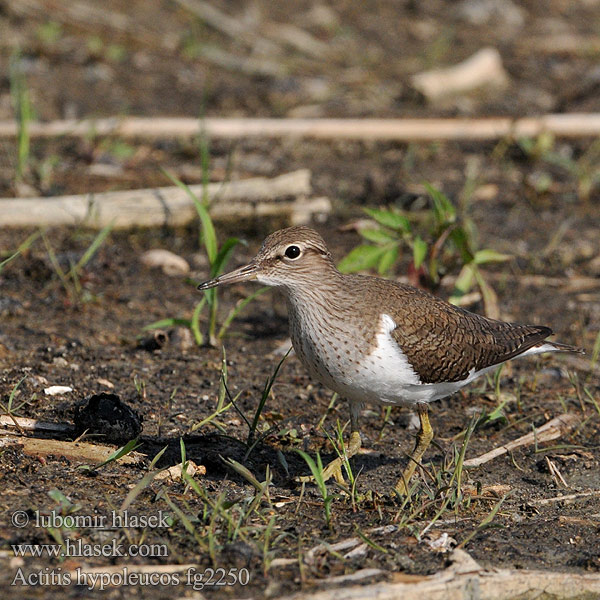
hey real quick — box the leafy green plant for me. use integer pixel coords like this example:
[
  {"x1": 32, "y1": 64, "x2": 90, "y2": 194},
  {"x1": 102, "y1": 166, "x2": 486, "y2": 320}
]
[
  {"x1": 338, "y1": 184, "x2": 511, "y2": 316},
  {"x1": 296, "y1": 450, "x2": 335, "y2": 528},
  {"x1": 145, "y1": 150, "x2": 266, "y2": 346}
]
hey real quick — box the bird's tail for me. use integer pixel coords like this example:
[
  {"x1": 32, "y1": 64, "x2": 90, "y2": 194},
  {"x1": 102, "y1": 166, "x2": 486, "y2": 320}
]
[{"x1": 541, "y1": 341, "x2": 585, "y2": 354}]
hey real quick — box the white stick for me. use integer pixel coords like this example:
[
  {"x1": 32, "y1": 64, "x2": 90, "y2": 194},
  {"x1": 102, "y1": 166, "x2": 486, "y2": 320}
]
[
  {"x1": 276, "y1": 548, "x2": 600, "y2": 600},
  {"x1": 0, "y1": 436, "x2": 144, "y2": 464},
  {"x1": 463, "y1": 413, "x2": 579, "y2": 468},
  {"x1": 0, "y1": 415, "x2": 73, "y2": 433},
  {"x1": 2, "y1": 115, "x2": 600, "y2": 141},
  {"x1": 531, "y1": 490, "x2": 600, "y2": 506},
  {"x1": 0, "y1": 170, "x2": 330, "y2": 229}
]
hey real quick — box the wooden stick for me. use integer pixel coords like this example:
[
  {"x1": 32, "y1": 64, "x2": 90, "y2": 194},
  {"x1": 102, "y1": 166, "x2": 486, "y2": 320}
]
[
  {"x1": 279, "y1": 548, "x2": 600, "y2": 600},
  {"x1": 6, "y1": 0, "x2": 158, "y2": 48},
  {"x1": 463, "y1": 413, "x2": 579, "y2": 468},
  {"x1": 0, "y1": 436, "x2": 144, "y2": 464},
  {"x1": 174, "y1": 0, "x2": 248, "y2": 40},
  {"x1": 175, "y1": 0, "x2": 329, "y2": 59},
  {"x1": 481, "y1": 272, "x2": 600, "y2": 293},
  {"x1": 531, "y1": 490, "x2": 600, "y2": 506},
  {"x1": 0, "y1": 170, "x2": 331, "y2": 229},
  {"x1": 2, "y1": 115, "x2": 600, "y2": 141},
  {"x1": 0, "y1": 415, "x2": 74, "y2": 433}
]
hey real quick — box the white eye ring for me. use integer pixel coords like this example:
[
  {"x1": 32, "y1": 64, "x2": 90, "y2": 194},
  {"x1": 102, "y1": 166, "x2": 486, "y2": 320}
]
[{"x1": 284, "y1": 245, "x2": 302, "y2": 260}]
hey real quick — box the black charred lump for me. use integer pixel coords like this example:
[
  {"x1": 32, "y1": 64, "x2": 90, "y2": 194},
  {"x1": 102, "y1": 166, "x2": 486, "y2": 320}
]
[{"x1": 74, "y1": 392, "x2": 142, "y2": 442}]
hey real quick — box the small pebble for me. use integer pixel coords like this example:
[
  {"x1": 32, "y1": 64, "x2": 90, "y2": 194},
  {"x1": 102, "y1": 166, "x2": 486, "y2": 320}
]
[
  {"x1": 170, "y1": 327, "x2": 194, "y2": 352},
  {"x1": 44, "y1": 385, "x2": 73, "y2": 396},
  {"x1": 96, "y1": 378, "x2": 115, "y2": 389},
  {"x1": 140, "y1": 249, "x2": 190, "y2": 276},
  {"x1": 155, "y1": 461, "x2": 206, "y2": 482}
]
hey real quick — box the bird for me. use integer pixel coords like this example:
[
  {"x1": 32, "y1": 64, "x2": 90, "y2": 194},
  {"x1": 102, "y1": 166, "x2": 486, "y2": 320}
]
[{"x1": 197, "y1": 226, "x2": 583, "y2": 495}]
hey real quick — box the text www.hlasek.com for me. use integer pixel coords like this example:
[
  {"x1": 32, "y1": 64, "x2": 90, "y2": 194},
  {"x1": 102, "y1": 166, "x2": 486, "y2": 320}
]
[{"x1": 12, "y1": 539, "x2": 167, "y2": 558}]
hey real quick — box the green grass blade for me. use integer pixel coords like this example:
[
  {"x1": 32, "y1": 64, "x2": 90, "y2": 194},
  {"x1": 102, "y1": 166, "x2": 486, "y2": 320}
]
[
  {"x1": 10, "y1": 53, "x2": 32, "y2": 181},
  {"x1": 162, "y1": 168, "x2": 217, "y2": 263},
  {"x1": 0, "y1": 230, "x2": 41, "y2": 273},
  {"x1": 161, "y1": 492, "x2": 198, "y2": 536},
  {"x1": 7, "y1": 375, "x2": 27, "y2": 412},
  {"x1": 191, "y1": 297, "x2": 207, "y2": 345},
  {"x1": 223, "y1": 457, "x2": 263, "y2": 491},
  {"x1": 189, "y1": 401, "x2": 232, "y2": 432},
  {"x1": 80, "y1": 437, "x2": 142, "y2": 473},
  {"x1": 120, "y1": 468, "x2": 167, "y2": 511},
  {"x1": 210, "y1": 237, "x2": 241, "y2": 278},
  {"x1": 218, "y1": 287, "x2": 269, "y2": 339},
  {"x1": 142, "y1": 317, "x2": 192, "y2": 331},
  {"x1": 247, "y1": 348, "x2": 291, "y2": 445},
  {"x1": 296, "y1": 449, "x2": 326, "y2": 495},
  {"x1": 149, "y1": 445, "x2": 169, "y2": 471},
  {"x1": 42, "y1": 232, "x2": 74, "y2": 298},
  {"x1": 458, "y1": 492, "x2": 510, "y2": 548},
  {"x1": 68, "y1": 220, "x2": 114, "y2": 278}
]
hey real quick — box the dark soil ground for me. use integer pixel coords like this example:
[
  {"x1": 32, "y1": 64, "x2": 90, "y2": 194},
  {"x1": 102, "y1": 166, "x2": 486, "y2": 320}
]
[{"x1": 1, "y1": 1, "x2": 600, "y2": 599}]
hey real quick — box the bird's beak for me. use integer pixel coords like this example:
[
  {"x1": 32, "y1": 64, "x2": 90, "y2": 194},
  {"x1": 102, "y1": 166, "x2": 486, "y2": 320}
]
[{"x1": 197, "y1": 261, "x2": 259, "y2": 291}]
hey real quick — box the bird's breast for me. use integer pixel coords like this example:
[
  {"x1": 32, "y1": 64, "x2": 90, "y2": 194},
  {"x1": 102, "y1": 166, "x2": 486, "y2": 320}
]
[{"x1": 287, "y1": 303, "x2": 433, "y2": 404}]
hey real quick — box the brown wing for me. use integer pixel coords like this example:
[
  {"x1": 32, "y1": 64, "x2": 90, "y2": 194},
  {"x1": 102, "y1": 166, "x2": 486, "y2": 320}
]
[{"x1": 384, "y1": 283, "x2": 552, "y2": 384}]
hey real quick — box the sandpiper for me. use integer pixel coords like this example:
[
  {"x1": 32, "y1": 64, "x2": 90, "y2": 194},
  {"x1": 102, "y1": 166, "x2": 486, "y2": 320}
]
[{"x1": 198, "y1": 226, "x2": 582, "y2": 494}]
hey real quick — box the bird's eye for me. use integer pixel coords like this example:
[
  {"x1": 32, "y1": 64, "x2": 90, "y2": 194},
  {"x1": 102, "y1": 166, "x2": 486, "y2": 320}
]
[{"x1": 284, "y1": 245, "x2": 301, "y2": 260}]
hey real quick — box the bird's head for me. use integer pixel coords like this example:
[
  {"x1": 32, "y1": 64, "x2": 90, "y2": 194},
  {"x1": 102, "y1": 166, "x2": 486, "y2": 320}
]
[{"x1": 197, "y1": 226, "x2": 335, "y2": 291}]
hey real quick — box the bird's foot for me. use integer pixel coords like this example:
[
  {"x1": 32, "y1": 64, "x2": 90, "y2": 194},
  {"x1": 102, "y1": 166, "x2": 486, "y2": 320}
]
[
  {"x1": 297, "y1": 430, "x2": 361, "y2": 486},
  {"x1": 393, "y1": 405, "x2": 433, "y2": 497},
  {"x1": 393, "y1": 476, "x2": 414, "y2": 498}
]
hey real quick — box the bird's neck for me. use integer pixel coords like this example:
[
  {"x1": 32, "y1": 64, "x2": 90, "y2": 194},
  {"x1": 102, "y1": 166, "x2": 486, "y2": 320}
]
[{"x1": 283, "y1": 267, "x2": 347, "y2": 314}]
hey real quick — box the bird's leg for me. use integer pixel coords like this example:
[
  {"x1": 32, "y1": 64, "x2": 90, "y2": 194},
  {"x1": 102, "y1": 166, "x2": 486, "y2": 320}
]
[
  {"x1": 395, "y1": 403, "x2": 433, "y2": 495},
  {"x1": 298, "y1": 400, "x2": 361, "y2": 486}
]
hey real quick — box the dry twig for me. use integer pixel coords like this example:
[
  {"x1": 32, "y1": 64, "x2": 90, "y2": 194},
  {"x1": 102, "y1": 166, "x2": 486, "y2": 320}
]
[
  {"x1": 0, "y1": 170, "x2": 330, "y2": 228},
  {"x1": 531, "y1": 490, "x2": 600, "y2": 506},
  {"x1": 0, "y1": 436, "x2": 144, "y2": 465},
  {"x1": 279, "y1": 549, "x2": 600, "y2": 600},
  {"x1": 463, "y1": 413, "x2": 579, "y2": 468},
  {"x1": 0, "y1": 415, "x2": 74, "y2": 434},
  {"x1": 2, "y1": 115, "x2": 600, "y2": 141}
]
